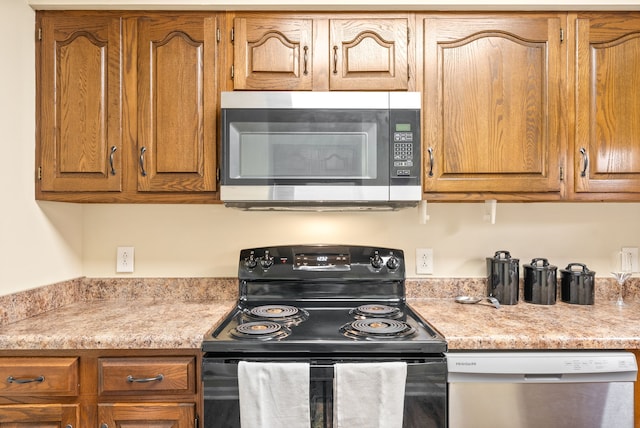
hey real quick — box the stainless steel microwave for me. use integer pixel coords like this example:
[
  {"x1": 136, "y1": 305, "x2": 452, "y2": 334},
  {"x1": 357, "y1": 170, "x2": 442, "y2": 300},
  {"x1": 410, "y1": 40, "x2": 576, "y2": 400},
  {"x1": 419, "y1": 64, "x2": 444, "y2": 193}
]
[{"x1": 220, "y1": 91, "x2": 421, "y2": 210}]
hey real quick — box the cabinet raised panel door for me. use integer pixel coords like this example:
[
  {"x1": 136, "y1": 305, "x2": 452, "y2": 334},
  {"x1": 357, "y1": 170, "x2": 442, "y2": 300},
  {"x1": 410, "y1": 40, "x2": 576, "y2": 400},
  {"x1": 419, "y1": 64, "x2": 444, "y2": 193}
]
[
  {"x1": 39, "y1": 15, "x2": 122, "y2": 192},
  {"x1": 422, "y1": 16, "x2": 564, "y2": 195},
  {"x1": 574, "y1": 13, "x2": 640, "y2": 194},
  {"x1": 233, "y1": 17, "x2": 314, "y2": 90},
  {"x1": 137, "y1": 15, "x2": 217, "y2": 192},
  {"x1": 329, "y1": 18, "x2": 408, "y2": 90},
  {"x1": 98, "y1": 403, "x2": 195, "y2": 428}
]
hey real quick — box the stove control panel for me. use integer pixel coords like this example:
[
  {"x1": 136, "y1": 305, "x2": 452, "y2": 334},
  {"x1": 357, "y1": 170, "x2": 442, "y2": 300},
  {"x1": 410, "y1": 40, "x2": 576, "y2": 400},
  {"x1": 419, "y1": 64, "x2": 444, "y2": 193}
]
[{"x1": 238, "y1": 245, "x2": 405, "y2": 281}]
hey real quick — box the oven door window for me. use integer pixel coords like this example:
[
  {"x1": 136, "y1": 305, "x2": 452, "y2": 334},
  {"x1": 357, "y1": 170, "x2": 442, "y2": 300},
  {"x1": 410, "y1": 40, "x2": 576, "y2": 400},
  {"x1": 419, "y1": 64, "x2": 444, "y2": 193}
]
[{"x1": 223, "y1": 109, "x2": 389, "y2": 186}]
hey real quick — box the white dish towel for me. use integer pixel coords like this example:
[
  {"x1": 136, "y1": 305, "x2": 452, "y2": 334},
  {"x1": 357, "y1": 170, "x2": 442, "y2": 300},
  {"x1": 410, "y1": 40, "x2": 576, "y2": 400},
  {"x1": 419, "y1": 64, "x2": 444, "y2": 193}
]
[
  {"x1": 333, "y1": 361, "x2": 408, "y2": 428},
  {"x1": 238, "y1": 361, "x2": 311, "y2": 428}
]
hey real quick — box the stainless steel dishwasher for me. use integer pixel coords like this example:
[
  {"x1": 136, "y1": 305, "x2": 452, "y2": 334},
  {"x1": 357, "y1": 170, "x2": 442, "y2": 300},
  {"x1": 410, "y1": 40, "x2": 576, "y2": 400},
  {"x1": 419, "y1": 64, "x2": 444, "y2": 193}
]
[{"x1": 447, "y1": 351, "x2": 637, "y2": 428}]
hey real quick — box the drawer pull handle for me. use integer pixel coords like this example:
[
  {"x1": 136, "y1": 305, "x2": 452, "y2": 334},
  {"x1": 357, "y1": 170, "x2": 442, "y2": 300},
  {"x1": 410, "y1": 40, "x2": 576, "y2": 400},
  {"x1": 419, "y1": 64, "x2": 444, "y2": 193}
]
[
  {"x1": 126, "y1": 374, "x2": 164, "y2": 383},
  {"x1": 7, "y1": 375, "x2": 45, "y2": 384}
]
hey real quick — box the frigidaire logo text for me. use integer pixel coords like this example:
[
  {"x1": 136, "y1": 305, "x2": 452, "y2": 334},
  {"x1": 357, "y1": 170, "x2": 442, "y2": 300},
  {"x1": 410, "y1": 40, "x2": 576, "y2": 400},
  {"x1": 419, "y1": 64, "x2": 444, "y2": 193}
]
[{"x1": 455, "y1": 362, "x2": 477, "y2": 366}]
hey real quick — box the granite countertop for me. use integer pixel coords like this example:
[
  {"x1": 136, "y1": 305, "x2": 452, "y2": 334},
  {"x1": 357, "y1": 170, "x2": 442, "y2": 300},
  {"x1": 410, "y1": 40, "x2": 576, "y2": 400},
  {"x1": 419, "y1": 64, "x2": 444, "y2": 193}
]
[
  {"x1": 410, "y1": 298, "x2": 640, "y2": 350},
  {"x1": 0, "y1": 277, "x2": 638, "y2": 351},
  {"x1": 0, "y1": 298, "x2": 235, "y2": 350}
]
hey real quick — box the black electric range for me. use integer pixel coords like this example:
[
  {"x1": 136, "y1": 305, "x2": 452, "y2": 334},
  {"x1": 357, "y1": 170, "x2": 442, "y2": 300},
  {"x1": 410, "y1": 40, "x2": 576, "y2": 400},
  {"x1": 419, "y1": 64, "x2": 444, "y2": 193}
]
[
  {"x1": 202, "y1": 244, "x2": 446, "y2": 355},
  {"x1": 202, "y1": 245, "x2": 448, "y2": 428}
]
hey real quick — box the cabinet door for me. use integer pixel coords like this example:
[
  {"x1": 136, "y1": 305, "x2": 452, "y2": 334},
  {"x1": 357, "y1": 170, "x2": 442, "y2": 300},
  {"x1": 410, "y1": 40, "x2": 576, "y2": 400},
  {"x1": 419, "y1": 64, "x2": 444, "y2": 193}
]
[
  {"x1": 137, "y1": 15, "x2": 217, "y2": 192},
  {"x1": 98, "y1": 403, "x2": 194, "y2": 428},
  {"x1": 422, "y1": 16, "x2": 564, "y2": 196},
  {"x1": 0, "y1": 404, "x2": 78, "y2": 427},
  {"x1": 574, "y1": 13, "x2": 640, "y2": 195},
  {"x1": 39, "y1": 14, "x2": 122, "y2": 192},
  {"x1": 233, "y1": 17, "x2": 314, "y2": 90},
  {"x1": 329, "y1": 18, "x2": 408, "y2": 90}
]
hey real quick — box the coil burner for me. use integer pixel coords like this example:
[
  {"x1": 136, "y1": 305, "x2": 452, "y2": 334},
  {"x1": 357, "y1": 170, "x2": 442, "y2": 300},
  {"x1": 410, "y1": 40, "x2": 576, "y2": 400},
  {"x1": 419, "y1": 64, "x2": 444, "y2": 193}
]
[
  {"x1": 243, "y1": 305, "x2": 309, "y2": 326},
  {"x1": 230, "y1": 321, "x2": 291, "y2": 341},
  {"x1": 340, "y1": 318, "x2": 416, "y2": 340},
  {"x1": 350, "y1": 304, "x2": 403, "y2": 320}
]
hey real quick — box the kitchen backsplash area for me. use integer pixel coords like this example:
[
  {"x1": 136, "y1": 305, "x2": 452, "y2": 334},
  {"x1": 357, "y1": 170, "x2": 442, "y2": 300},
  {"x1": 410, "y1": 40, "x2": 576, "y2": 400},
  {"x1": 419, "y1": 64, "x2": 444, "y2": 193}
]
[{"x1": 2, "y1": 276, "x2": 637, "y2": 328}]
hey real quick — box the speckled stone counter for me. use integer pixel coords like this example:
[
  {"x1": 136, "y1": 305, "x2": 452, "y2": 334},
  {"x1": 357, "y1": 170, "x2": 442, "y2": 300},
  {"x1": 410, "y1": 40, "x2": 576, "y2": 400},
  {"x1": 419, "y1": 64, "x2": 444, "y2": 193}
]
[
  {"x1": 0, "y1": 298, "x2": 234, "y2": 350},
  {"x1": 410, "y1": 298, "x2": 640, "y2": 350},
  {"x1": 0, "y1": 276, "x2": 638, "y2": 351},
  {"x1": 407, "y1": 276, "x2": 640, "y2": 350},
  {"x1": 0, "y1": 277, "x2": 237, "y2": 350}
]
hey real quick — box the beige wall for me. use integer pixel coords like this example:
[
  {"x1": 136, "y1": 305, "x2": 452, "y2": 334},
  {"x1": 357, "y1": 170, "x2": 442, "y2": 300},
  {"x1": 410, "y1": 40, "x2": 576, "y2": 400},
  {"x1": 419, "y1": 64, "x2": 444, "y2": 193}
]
[
  {"x1": 0, "y1": 0, "x2": 84, "y2": 296},
  {"x1": 2, "y1": 0, "x2": 640, "y2": 298},
  {"x1": 82, "y1": 202, "x2": 640, "y2": 279}
]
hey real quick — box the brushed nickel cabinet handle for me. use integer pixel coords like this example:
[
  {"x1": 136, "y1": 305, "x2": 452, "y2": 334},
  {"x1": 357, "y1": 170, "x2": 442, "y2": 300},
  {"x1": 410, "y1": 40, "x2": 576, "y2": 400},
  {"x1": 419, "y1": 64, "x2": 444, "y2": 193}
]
[
  {"x1": 332, "y1": 45, "x2": 338, "y2": 74},
  {"x1": 427, "y1": 147, "x2": 434, "y2": 177},
  {"x1": 139, "y1": 147, "x2": 147, "y2": 177},
  {"x1": 303, "y1": 46, "x2": 309, "y2": 75},
  {"x1": 127, "y1": 373, "x2": 164, "y2": 383},
  {"x1": 109, "y1": 146, "x2": 117, "y2": 175},
  {"x1": 7, "y1": 375, "x2": 45, "y2": 384},
  {"x1": 579, "y1": 147, "x2": 588, "y2": 177},
  {"x1": 100, "y1": 424, "x2": 108, "y2": 428}
]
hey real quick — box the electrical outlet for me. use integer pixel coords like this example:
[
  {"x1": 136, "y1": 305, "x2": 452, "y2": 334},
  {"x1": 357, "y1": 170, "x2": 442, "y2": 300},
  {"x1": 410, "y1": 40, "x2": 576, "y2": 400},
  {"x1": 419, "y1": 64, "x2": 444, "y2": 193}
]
[
  {"x1": 621, "y1": 247, "x2": 639, "y2": 273},
  {"x1": 416, "y1": 248, "x2": 434, "y2": 275},
  {"x1": 117, "y1": 246, "x2": 134, "y2": 273}
]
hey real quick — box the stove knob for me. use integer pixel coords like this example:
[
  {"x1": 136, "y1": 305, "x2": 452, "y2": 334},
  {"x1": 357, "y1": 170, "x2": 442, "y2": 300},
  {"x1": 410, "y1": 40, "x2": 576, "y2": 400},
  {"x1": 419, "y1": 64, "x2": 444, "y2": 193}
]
[
  {"x1": 386, "y1": 255, "x2": 400, "y2": 270},
  {"x1": 370, "y1": 251, "x2": 383, "y2": 269},
  {"x1": 244, "y1": 251, "x2": 257, "y2": 269},
  {"x1": 260, "y1": 250, "x2": 274, "y2": 269}
]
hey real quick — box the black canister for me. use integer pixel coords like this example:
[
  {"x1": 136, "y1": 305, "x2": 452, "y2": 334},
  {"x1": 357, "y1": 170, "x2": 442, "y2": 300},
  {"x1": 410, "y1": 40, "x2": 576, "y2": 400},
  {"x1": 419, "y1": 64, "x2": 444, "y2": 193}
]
[
  {"x1": 523, "y1": 258, "x2": 557, "y2": 305},
  {"x1": 486, "y1": 250, "x2": 519, "y2": 305},
  {"x1": 560, "y1": 263, "x2": 596, "y2": 305}
]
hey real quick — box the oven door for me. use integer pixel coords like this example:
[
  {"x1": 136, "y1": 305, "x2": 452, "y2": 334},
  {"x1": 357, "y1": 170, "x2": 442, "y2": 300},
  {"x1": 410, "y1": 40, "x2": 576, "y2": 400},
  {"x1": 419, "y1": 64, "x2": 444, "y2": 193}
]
[{"x1": 202, "y1": 356, "x2": 446, "y2": 428}]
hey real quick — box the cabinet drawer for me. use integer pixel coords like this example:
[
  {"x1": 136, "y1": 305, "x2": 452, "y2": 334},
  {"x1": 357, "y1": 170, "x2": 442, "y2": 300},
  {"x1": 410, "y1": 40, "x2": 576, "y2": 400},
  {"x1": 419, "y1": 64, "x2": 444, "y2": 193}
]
[
  {"x1": 0, "y1": 357, "x2": 79, "y2": 396},
  {"x1": 99, "y1": 357, "x2": 195, "y2": 395}
]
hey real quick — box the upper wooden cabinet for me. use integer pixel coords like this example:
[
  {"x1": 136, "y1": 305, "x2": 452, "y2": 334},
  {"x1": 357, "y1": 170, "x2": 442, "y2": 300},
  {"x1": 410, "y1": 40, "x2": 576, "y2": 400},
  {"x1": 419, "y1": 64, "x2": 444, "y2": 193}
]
[
  {"x1": 137, "y1": 15, "x2": 218, "y2": 193},
  {"x1": 233, "y1": 17, "x2": 314, "y2": 90},
  {"x1": 420, "y1": 15, "x2": 565, "y2": 199},
  {"x1": 36, "y1": 12, "x2": 219, "y2": 202},
  {"x1": 572, "y1": 13, "x2": 640, "y2": 198},
  {"x1": 231, "y1": 14, "x2": 411, "y2": 91},
  {"x1": 38, "y1": 14, "x2": 123, "y2": 193}
]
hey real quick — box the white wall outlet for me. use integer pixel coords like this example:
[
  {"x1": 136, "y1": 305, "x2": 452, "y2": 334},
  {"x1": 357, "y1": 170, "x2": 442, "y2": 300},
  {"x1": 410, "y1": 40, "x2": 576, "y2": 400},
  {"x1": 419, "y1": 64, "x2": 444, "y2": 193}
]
[
  {"x1": 621, "y1": 247, "x2": 639, "y2": 273},
  {"x1": 416, "y1": 248, "x2": 434, "y2": 275},
  {"x1": 116, "y1": 246, "x2": 134, "y2": 273}
]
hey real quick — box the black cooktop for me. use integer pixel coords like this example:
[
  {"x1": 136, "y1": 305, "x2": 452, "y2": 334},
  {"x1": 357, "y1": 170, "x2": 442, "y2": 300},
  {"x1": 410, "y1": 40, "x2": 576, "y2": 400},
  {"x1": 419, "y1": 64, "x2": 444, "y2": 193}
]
[{"x1": 202, "y1": 245, "x2": 447, "y2": 355}]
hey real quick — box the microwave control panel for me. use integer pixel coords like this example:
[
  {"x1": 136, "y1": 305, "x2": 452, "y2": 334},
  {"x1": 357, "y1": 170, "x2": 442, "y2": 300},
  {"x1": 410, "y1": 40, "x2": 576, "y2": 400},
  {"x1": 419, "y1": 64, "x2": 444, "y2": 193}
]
[{"x1": 389, "y1": 109, "x2": 421, "y2": 182}]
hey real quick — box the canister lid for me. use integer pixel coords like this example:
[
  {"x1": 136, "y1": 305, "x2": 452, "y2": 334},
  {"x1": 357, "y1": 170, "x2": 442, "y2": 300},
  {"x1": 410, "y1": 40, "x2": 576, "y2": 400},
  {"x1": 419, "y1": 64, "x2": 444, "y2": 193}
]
[
  {"x1": 560, "y1": 262, "x2": 595, "y2": 276},
  {"x1": 487, "y1": 250, "x2": 519, "y2": 263},
  {"x1": 524, "y1": 258, "x2": 557, "y2": 271}
]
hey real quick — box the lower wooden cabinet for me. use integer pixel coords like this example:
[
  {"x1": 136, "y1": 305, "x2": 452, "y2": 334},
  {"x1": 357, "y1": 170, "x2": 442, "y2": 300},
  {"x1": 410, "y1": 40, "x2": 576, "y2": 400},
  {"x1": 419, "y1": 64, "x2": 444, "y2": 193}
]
[
  {"x1": 0, "y1": 404, "x2": 79, "y2": 427},
  {"x1": 0, "y1": 351, "x2": 200, "y2": 428},
  {"x1": 98, "y1": 403, "x2": 195, "y2": 428}
]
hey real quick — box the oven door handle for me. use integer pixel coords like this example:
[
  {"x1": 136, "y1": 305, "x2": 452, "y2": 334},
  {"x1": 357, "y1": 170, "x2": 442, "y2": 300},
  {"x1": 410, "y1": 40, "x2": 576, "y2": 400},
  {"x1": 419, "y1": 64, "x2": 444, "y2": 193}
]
[{"x1": 218, "y1": 359, "x2": 438, "y2": 367}]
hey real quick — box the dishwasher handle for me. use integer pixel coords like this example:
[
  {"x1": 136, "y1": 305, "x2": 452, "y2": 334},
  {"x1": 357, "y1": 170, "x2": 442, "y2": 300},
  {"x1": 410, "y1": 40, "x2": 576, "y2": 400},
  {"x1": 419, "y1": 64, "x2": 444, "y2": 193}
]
[{"x1": 448, "y1": 371, "x2": 637, "y2": 383}]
